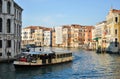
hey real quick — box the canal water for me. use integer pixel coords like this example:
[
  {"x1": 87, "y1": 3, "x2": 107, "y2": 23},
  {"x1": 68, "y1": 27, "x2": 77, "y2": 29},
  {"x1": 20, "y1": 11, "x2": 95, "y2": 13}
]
[{"x1": 0, "y1": 48, "x2": 120, "y2": 79}]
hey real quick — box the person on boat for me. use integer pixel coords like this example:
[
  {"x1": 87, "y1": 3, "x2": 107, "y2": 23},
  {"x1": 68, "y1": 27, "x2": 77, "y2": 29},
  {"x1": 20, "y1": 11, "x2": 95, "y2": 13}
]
[
  {"x1": 27, "y1": 55, "x2": 32, "y2": 62},
  {"x1": 39, "y1": 45, "x2": 42, "y2": 51},
  {"x1": 39, "y1": 48, "x2": 41, "y2": 51}
]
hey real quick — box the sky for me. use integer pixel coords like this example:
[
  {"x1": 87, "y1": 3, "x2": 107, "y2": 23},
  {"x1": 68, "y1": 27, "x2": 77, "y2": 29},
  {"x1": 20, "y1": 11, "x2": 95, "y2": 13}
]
[{"x1": 14, "y1": 0, "x2": 120, "y2": 28}]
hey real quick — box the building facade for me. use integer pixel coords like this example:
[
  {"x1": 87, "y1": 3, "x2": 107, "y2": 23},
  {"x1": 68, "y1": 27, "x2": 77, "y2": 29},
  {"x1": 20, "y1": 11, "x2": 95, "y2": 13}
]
[
  {"x1": 22, "y1": 26, "x2": 53, "y2": 47},
  {"x1": 21, "y1": 26, "x2": 37, "y2": 46},
  {"x1": 51, "y1": 28, "x2": 56, "y2": 47},
  {"x1": 22, "y1": 26, "x2": 45, "y2": 47},
  {"x1": 70, "y1": 24, "x2": 81, "y2": 47},
  {"x1": 84, "y1": 26, "x2": 94, "y2": 49},
  {"x1": 0, "y1": 0, "x2": 23, "y2": 59},
  {"x1": 62, "y1": 25, "x2": 71, "y2": 47},
  {"x1": 105, "y1": 9, "x2": 120, "y2": 53},
  {"x1": 44, "y1": 28, "x2": 52, "y2": 47},
  {"x1": 50, "y1": 25, "x2": 93, "y2": 48},
  {"x1": 92, "y1": 9, "x2": 120, "y2": 53},
  {"x1": 106, "y1": 9, "x2": 120, "y2": 43},
  {"x1": 55, "y1": 27, "x2": 63, "y2": 47},
  {"x1": 79, "y1": 26, "x2": 86, "y2": 45},
  {"x1": 94, "y1": 21, "x2": 106, "y2": 49},
  {"x1": 22, "y1": 25, "x2": 94, "y2": 48},
  {"x1": 33, "y1": 26, "x2": 44, "y2": 47}
]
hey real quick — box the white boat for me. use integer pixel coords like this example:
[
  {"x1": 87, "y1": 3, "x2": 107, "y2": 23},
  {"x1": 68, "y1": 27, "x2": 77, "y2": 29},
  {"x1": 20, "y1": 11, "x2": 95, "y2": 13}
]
[
  {"x1": 106, "y1": 42, "x2": 119, "y2": 54},
  {"x1": 13, "y1": 48, "x2": 73, "y2": 67}
]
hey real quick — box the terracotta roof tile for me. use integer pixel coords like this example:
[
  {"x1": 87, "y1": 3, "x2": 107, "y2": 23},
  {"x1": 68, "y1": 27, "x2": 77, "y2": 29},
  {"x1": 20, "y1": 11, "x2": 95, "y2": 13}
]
[
  {"x1": 71, "y1": 24, "x2": 82, "y2": 28},
  {"x1": 24, "y1": 26, "x2": 45, "y2": 30},
  {"x1": 44, "y1": 28, "x2": 52, "y2": 31},
  {"x1": 111, "y1": 9, "x2": 120, "y2": 14},
  {"x1": 62, "y1": 25, "x2": 71, "y2": 28}
]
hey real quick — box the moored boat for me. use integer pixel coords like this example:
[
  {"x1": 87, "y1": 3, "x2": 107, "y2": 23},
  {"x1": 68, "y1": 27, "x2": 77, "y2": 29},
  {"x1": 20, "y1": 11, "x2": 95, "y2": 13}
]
[{"x1": 13, "y1": 49, "x2": 73, "y2": 67}]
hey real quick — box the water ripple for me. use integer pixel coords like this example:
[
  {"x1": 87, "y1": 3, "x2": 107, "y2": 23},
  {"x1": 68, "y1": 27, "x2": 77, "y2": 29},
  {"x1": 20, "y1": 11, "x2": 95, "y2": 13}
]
[{"x1": 1, "y1": 48, "x2": 120, "y2": 79}]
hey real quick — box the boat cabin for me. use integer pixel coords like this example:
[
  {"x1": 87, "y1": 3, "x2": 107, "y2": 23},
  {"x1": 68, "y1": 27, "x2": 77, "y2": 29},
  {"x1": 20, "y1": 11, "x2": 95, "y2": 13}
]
[{"x1": 14, "y1": 50, "x2": 73, "y2": 66}]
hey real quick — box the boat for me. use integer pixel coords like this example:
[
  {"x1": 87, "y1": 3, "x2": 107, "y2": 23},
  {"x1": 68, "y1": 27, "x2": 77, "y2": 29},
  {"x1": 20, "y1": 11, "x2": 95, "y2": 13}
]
[
  {"x1": 13, "y1": 48, "x2": 73, "y2": 67},
  {"x1": 106, "y1": 42, "x2": 119, "y2": 54}
]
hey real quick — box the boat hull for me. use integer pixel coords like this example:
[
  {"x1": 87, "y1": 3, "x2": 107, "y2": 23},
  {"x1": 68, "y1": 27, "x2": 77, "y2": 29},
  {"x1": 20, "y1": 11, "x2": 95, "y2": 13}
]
[
  {"x1": 14, "y1": 60, "x2": 72, "y2": 68},
  {"x1": 14, "y1": 50, "x2": 73, "y2": 68}
]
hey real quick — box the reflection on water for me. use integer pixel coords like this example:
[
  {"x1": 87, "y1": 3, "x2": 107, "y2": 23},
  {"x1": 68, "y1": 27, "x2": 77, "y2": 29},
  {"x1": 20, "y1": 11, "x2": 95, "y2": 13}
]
[
  {"x1": 1, "y1": 48, "x2": 120, "y2": 79},
  {"x1": 73, "y1": 50, "x2": 120, "y2": 79},
  {"x1": 0, "y1": 63, "x2": 15, "y2": 79},
  {"x1": 15, "y1": 62, "x2": 72, "y2": 79}
]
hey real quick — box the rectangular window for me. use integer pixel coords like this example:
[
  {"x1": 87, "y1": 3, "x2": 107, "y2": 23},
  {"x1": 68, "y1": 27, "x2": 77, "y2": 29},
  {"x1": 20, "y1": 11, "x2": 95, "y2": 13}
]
[
  {"x1": 14, "y1": 23, "x2": 16, "y2": 34},
  {"x1": 0, "y1": 1, "x2": 2, "y2": 13},
  {"x1": 88, "y1": 39, "x2": 91, "y2": 41},
  {"x1": 115, "y1": 17, "x2": 118, "y2": 23},
  {"x1": 0, "y1": 40, "x2": 2, "y2": 48},
  {"x1": 115, "y1": 29, "x2": 117, "y2": 35},
  {"x1": 115, "y1": 38, "x2": 118, "y2": 47},
  {"x1": 0, "y1": 18, "x2": 2, "y2": 32},
  {"x1": 7, "y1": 19, "x2": 11, "y2": 33},
  {"x1": 7, "y1": 40, "x2": 11, "y2": 48},
  {"x1": 0, "y1": 53, "x2": 2, "y2": 56}
]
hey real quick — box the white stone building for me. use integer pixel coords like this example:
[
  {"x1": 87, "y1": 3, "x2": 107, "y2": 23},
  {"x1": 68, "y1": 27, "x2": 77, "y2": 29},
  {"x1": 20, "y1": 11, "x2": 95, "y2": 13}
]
[
  {"x1": 21, "y1": 26, "x2": 45, "y2": 47},
  {"x1": 94, "y1": 22, "x2": 105, "y2": 38},
  {"x1": 93, "y1": 21, "x2": 106, "y2": 49},
  {"x1": 44, "y1": 28, "x2": 52, "y2": 47},
  {"x1": 21, "y1": 26, "x2": 35, "y2": 46},
  {"x1": 0, "y1": 0, "x2": 23, "y2": 60},
  {"x1": 55, "y1": 27, "x2": 63, "y2": 45}
]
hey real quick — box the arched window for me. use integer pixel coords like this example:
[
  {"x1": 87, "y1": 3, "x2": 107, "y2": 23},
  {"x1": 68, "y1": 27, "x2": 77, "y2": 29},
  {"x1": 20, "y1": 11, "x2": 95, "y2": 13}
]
[
  {"x1": 0, "y1": 18, "x2": 2, "y2": 32},
  {"x1": 7, "y1": 19, "x2": 11, "y2": 33},
  {"x1": 7, "y1": 1, "x2": 11, "y2": 14},
  {"x1": 0, "y1": 0, "x2": 2, "y2": 13}
]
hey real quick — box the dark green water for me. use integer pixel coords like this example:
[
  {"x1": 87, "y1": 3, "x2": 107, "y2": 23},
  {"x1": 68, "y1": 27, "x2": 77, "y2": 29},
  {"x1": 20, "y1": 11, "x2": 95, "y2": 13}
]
[{"x1": 1, "y1": 48, "x2": 120, "y2": 79}]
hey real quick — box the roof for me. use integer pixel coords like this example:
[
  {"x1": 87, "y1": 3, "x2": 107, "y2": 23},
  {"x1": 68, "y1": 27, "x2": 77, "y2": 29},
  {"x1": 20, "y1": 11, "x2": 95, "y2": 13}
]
[
  {"x1": 62, "y1": 25, "x2": 71, "y2": 29},
  {"x1": 22, "y1": 50, "x2": 72, "y2": 55},
  {"x1": 71, "y1": 24, "x2": 81, "y2": 28},
  {"x1": 85, "y1": 26, "x2": 94, "y2": 28},
  {"x1": 23, "y1": 26, "x2": 45, "y2": 30},
  {"x1": 111, "y1": 9, "x2": 120, "y2": 14},
  {"x1": 22, "y1": 47, "x2": 72, "y2": 55},
  {"x1": 44, "y1": 28, "x2": 52, "y2": 31},
  {"x1": 14, "y1": 2, "x2": 23, "y2": 11}
]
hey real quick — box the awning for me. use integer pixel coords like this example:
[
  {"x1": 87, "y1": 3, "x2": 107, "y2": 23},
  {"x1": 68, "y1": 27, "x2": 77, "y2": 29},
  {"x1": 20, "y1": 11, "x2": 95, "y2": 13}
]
[{"x1": 93, "y1": 37, "x2": 101, "y2": 41}]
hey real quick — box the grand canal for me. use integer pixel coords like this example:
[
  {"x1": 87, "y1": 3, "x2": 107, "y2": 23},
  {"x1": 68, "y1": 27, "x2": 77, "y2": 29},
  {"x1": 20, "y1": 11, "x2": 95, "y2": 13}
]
[{"x1": 0, "y1": 48, "x2": 120, "y2": 79}]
